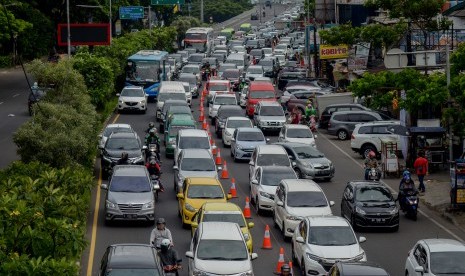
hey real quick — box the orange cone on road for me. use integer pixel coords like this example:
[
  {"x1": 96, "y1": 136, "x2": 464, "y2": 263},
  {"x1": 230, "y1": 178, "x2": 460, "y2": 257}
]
[
  {"x1": 202, "y1": 119, "x2": 208, "y2": 130},
  {"x1": 220, "y1": 160, "x2": 229, "y2": 179},
  {"x1": 262, "y1": 224, "x2": 272, "y2": 249},
  {"x1": 215, "y1": 149, "x2": 222, "y2": 165},
  {"x1": 275, "y1": 247, "x2": 285, "y2": 274},
  {"x1": 243, "y1": 196, "x2": 251, "y2": 218},
  {"x1": 229, "y1": 178, "x2": 238, "y2": 198},
  {"x1": 212, "y1": 141, "x2": 218, "y2": 155},
  {"x1": 198, "y1": 111, "x2": 204, "y2": 122}
]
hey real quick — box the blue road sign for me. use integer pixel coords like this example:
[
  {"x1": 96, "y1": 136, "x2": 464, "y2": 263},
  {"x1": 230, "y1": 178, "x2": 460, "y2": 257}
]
[{"x1": 119, "y1": 6, "x2": 144, "y2": 20}]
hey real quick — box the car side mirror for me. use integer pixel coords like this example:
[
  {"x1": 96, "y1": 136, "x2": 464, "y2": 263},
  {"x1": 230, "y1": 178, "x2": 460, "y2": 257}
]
[
  {"x1": 185, "y1": 251, "x2": 194, "y2": 259},
  {"x1": 191, "y1": 221, "x2": 198, "y2": 228},
  {"x1": 98, "y1": 134, "x2": 103, "y2": 139},
  {"x1": 249, "y1": 161, "x2": 254, "y2": 166},
  {"x1": 414, "y1": 266, "x2": 424, "y2": 273},
  {"x1": 359, "y1": 236, "x2": 367, "y2": 243},
  {"x1": 173, "y1": 165, "x2": 178, "y2": 170},
  {"x1": 100, "y1": 184, "x2": 108, "y2": 190},
  {"x1": 116, "y1": 93, "x2": 120, "y2": 97},
  {"x1": 217, "y1": 166, "x2": 223, "y2": 171},
  {"x1": 292, "y1": 161, "x2": 297, "y2": 167},
  {"x1": 164, "y1": 130, "x2": 168, "y2": 134},
  {"x1": 314, "y1": 134, "x2": 318, "y2": 139},
  {"x1": 98, "y1": 145, "x2": 104, "y2": 150},
  {"x1": 296, "y1": 236, "x2": 305, "y2": 243},
  {"x1": 177, "y1": 193, "x2": 184, "y2": 199},
  {"x1": 266, "y1": 138, "x2": 270, "y2": 142},
  {"x1": 231, "y1": 137, "x2": 235, "y2": 141},
  {"x1": 251, "y1": 179, "x2": 258, "y2": 185},
  {"x1": 329, "y1": 201, "x2": 335, "y2": 206},
  {"x1": 248, "y1": 222, "x2": 254, "y2": 228},
  {"x1": 277, "y1": 201, "x2": 284, "y2": 207},
  {"x1": 227, "y1": 194, "x2": 232, "y2": 200},
  {"x1": 251, "y1": 253, "x2": 258, "y2": 260},
  {"x1": 142, "y1": 145, "x2": 147, "y2": 150}
]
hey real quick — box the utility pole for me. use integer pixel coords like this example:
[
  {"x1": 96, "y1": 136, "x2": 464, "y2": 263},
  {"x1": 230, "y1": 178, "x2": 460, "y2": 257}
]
[
  {"x1": 67, "y1": 0, "x2": 71, "y2": 57},
  {"x1": 446, "y1": 44, "x2": 454, "y2": 166},
  {"x1": 200, "y1": 0, "x2": 204, "y2": 22}
]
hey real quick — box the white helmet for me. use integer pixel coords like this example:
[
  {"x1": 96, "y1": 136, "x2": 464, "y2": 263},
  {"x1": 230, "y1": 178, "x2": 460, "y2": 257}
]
[{"x1": 161, "y1": 239, "x2": 171, "y2": 247}]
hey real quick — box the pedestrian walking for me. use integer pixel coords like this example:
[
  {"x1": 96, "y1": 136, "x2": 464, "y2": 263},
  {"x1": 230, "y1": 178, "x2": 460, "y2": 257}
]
[{"x1": 413, "y1": 150, "x2": 428, "y2": 193}]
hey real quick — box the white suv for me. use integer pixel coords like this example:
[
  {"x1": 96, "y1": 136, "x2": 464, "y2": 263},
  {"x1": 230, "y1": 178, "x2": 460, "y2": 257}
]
[
  {"x1": 350, "y1": 121, "x2": 400, "y2": 158},
  {"x1": 186, "y1": 221, "x2": 258, "y2": 276}
]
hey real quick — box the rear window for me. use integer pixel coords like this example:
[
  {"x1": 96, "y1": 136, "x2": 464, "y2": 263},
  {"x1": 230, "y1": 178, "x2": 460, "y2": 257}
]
[{"x1": 357, "y1": 126, "x2": 371, "y2": 134}]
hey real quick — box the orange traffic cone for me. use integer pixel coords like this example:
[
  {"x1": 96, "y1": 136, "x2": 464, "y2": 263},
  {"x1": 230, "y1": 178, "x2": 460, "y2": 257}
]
[
  {"x1": 262, "y1": 224, "x2": 272, "y2": 249},
  {"x1": 202, "y1": 119, "x2": 208, "y2": 130},
  {"x1": 275, "y1": 247, "x2": 285, "y2": 274},
  {"x1": 243, "y1": 196, "x2": 251, "y2": 218},
  {"x1": 212, "y1": 141, "x2": 218, "y2": 155},
  {"x1": 229, "y1": 178, "x2": 238, "y2": 198},
  {"x1": 198, "y1": 111, "x2": 204, "y2": 122},
  {"x1": 215, "y1": 149, "x2": 222, "y2": 165},
  {"x1": 221, "y1": 160, "x2": 229, "y2": 179}
]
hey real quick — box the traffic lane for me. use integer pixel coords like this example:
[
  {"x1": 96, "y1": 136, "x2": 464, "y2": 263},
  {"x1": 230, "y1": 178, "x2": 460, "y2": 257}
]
[
  {"x1": 314, "y1": 130, "x2": 465, "y2": 276},
  {"x1": 224, "y1": 4, "x2": 289, "y2": 32}
]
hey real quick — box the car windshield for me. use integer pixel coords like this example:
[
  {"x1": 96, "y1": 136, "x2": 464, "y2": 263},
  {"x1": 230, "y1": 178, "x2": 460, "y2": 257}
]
[
  {"x1": 294, "y1": 146, "x2": 324, "y2": 159},
  {"x1": 248, "y1": 67, "x2": 263, "y2": 74},
  {"x1": 163, "y1": 103, "x2": 185, "y2": 114},
  {"x1": 169, "y1": 106, "x2": 191, "y2": 115},
  {"x1": 106, "y1": 268, "x2": 160, "y2": 276},
  {"x1": 181, "y1": 157, "x2": 215, "y2": 171},
  {"x1": 262, "y1": 170, "x2": 296, "y2": 186},
  {"x1": 259, "y1": 60, "x2": 273, "y2": 66},
  {"x1": 106, "y1": 137, "x2": 140, "y2": 150},
  {"x1": 226, "y1": 120, "x2": 252, "y2": 128},
  {"x1": 237, "y1": 131, "x2": 264, "y2": 141},
  {"x1": 287, "y1": 128, "x2": 313, "y2": 138},
  {"x1": 222, "y1": 71, "x2": 240, "y2": 78},
  {"x1": 110, "y1": 176, "x2": 151, "y2": 193},
  {"x1": 189, "y1": 55, "x2": 204, "y2": 62},
  {"x1": 209, "y1": 84, "x2": 229, "y2": 91},
  {"x1": 251, "y1": 50, "x2": 262, "y2": 56},
  {"x1": 187, "y1": 185, "x2": 224, "y2": 199},
  {"x1": 260, "y1": 106, "x2": 283, "y2": 116},
  {"x1": 169, "y1": 125, "x2": 194, "y2": 136},
  {"x1": 250, "y1": 91, "x2": 275, "y2": 99},
  {"x1": 197, "y1": 240, "x2": 248, "y2": 260},
  {"x1": 430, "y1": 251, "x2": 465, "y2": 274},
  {"x1": 356, "y1": 186, "x2": 393, "y2": 202},
  {"x1": 179, "y1": 76, "x2": 197, "y2": 84},
  {"x1": 215, "y1": 96, "x2": 236, "y2": 105},
  {"x1": 257, "y1": 154, "x2": 289, "y2": 166},
  {"x1": 218, "y1": 109, "x2": 242, "y2": 119},
  {"x1": 103, "y1": 127, "x2": 132, "y2": 137},
  {"x1": 183, "y1": 67, "x2": 199, "y2": 74},
  {"x1": 121, "y1": 88, "x2": 144, "y2": 97},
  {"x1": 203, "y1": 213, "x2": 246, "y2": 227},
  {"x1": 308, "y1": 226, "x2": 357, "y2": 246},
  {"x1": 226, "y1": 60, "x2": 245, "y2": 66},
  {"x1": 180, "y1": 137, "x2": 210, "y2": 149},
  {"x1": 158, "y1": 93, "x2": 186, "y2": 102},
  {"x1": 287, "y1": 191, "x2": 328, "y2": 207}
]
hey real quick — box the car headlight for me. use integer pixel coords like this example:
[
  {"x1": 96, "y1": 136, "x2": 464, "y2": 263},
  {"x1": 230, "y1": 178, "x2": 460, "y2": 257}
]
[
  {"x1": 286, "y1": 215, "x2": 303, "y2": 221},
  {"x1": 132, "y1": 156, "x2": 144, "y2": 163},
  {"x1": 118, "y1": 100, "x2": 124, "y2": 104},
  {"x1": 259, "y1": 191, "x2": 273, "y2": 199},
  {"x1": 224, "y1": 129, "x2": 232, "y2": 136},
  {"x1": 168, "y1": 138, "x2": 176, "y2": 145},
  {"x1": 192, "y1": 269, "x2": 209, "y2": 276},
  {"x1": 243, "y1": 233, "x2": 250, "y2": 241},
  {"x1": 240, "y1": 270, "x2": 254, "y2": 276},
  {"x1": 236, "y1": 143, "x2": 244, "y2": 149},
  {"x1": 106, "y1": 200, "x2": 117, "y2": 209},
  {"x1": 306, "y1": 253, "x2": 322, "y2": 262},
  {"x1": 185, "y1": 202, "x2": 196, "y2": 212},
  {"x1": 305, "y1": 162, "x2": 313, "y2": 168},
  {"x1": 260, "y1": 121, "x2": 267, "y2": 126},
  {"x1": 389, "y1": 206, "x2": 398, "y2": 215},
  {"x1": 356, "y1": 206, "x2": 366, "y2": 215},
  {"x1": 143, "y1": 201, "x2": 154, "y2": 210},
  {"x1": 352, "y1": 252, "x2": 365, "y2": 262},
  {"x1": 140, "y1": 100, "x2": 146, "y2": 104}
]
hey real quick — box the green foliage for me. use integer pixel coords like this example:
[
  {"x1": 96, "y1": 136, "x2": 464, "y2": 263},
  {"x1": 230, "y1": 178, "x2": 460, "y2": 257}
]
[
  {"x1": 171, "y1": 16, "x2": 202, "y2": 43},
  {"x1": 450, "y1": 43, "x2": 465, "y2": 76},
  {"x1": 0, "y1": 55, "x2": 13, "y2": 68},
  {"x1": 303, "y1": 0, "x2": 315, "y2": 17},
  {"x1": 446, "y1": 44, "x2": 465, "y2": 137},
  {"x1": 0, "y1": 161, "x2": 92, "y2": 275},
  {"x1": 73, "y1": 52, "x2": 115, "y2": 109},
  {"x1": 319, "y1": 23, "x2": 361, "y2": 45},
  {"x1": 0, "y1": 6, "x2": 32, "y2": 48}
]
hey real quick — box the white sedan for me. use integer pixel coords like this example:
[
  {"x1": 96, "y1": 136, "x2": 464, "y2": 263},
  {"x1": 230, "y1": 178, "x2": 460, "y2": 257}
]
[
  {"x1": 222, "y1": 117, "x2": 253, "y2": 147},
  {"x1": 278, "y1": 124, "x2": 316, "y2": 147}
]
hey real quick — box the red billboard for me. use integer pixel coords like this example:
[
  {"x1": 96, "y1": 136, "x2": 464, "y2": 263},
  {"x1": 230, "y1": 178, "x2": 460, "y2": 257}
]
[{"x1": 57, "y1": 23, "x2": 110, "y2": 46}]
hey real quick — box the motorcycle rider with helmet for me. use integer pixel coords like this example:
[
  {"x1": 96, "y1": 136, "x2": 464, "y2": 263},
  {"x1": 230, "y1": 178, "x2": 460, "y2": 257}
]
[
  {"x1": 146, "y1": 122, "x2": 156, "y2": 134},
  {"x1": 150, "y1": 218, "x2": 173, "y2": 248},
  {"x1": 364, "y1": 151, "x2": 379, "y2": 180},
  {"x1": 145, "y1": 128, "x2": 161, "y2": 161},
  {"x1": 398, "y1": 171, "x2": 418, "y2": 211},
  {"x1": 146, "y1": 157, "x2": 164, "y2": 192},
  {"x1": 279, "y1": 264, "x2": 292, "y2": 276},
  {"x1": 158, "y1": 239, "x2": 181, "y2": 275}
]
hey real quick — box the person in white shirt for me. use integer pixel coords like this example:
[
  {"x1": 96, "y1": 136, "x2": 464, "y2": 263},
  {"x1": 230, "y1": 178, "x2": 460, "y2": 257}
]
[{"x1": 149, "y1": 218, "x2": 173, "y2": 248}]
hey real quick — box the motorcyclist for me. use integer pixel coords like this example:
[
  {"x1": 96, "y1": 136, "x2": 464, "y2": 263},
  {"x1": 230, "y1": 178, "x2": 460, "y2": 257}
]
[
  {"x1": 146, "y1": 121, "x2": 156, "y2": 134},
  {"x1": 202, "y1": 61, "x2": 211, "y2": 80},
  {"x1": 364, "y1": 151, "x2": 379, "y2": 180},
  {"x1": 239, "y1": 72, "x2": 247, "y2": 90},
  {"x1": 158, "y1": 239, "x2": 181, "y2": 275},
  {"x1": 290, "y1": 106, "x2": 301, "y2": 124},
  {"x1": 304, "y1": 100, "x2": 317, "y2": 122},
  {"x1": 150, "y1": 218, "x2": 173, "y2": 248},
  {"x1": 398, "y1": 171, "x2": 418, "y2": 210},
  {"x1": 117, "y1": 152, "x2": 131, "y2": 165},
  {"x1": 145, "y1": 129, "x2": 161, "y2": 161},
  {"x1": 280, "y1": 264, "x2": 292, "y2": 276},
  {"x1": 146, "y1": 158, "x2": 164, "y2": 192}
]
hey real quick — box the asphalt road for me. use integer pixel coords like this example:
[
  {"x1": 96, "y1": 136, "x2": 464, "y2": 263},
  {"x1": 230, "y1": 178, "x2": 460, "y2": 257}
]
[{"x1": 0, "y1": 68, "x2": 31, "y2": 169}]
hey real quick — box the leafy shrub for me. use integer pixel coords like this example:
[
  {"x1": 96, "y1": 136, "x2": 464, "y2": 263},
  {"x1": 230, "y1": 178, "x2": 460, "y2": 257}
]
[{"x1": 0, "y1": 55, "x2": 12, "y2": 68}]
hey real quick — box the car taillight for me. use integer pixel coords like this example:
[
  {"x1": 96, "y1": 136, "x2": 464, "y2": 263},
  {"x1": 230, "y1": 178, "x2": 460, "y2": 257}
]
[
  {"x1": 327, "y1": 122, "x2": 331, "y2": 127},
  {"x1": 351, "y1": 134, "x2": 355, "y2": 140}
]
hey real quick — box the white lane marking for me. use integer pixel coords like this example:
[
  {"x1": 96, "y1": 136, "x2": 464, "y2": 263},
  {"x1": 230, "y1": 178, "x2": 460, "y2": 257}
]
[
  {"x1": 12, "y1": 93, "x2": 20, "y2": 98},
  {"x1": 319, "y1": 131, "x2": 465, "y2": 243}
]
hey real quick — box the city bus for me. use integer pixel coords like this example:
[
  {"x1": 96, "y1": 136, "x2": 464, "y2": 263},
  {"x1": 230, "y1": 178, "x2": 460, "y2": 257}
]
[
  {"x1": 125, "y1": 50, "x2": 169, "y2": 100},
  {"x1": 239, "y1": 23, "x2": 252, "y2": 34},
  {"x1": 184, "y1": 27, "x2": 214, "y2": 55},
  {"x1": 220, "y1": 28, "x2": 235, "y2": 41}
]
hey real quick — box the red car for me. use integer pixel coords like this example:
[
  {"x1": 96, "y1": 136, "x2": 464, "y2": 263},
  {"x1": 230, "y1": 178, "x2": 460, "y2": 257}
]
[{"x1": 245, "y1": 81, "x2": 277, "y2": 117}]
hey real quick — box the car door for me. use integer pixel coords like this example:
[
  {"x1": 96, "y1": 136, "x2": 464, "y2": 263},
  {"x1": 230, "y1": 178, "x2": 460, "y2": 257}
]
[
  {"x1": 408, "y1": 244, "x2": 429, "y2": 275},
  {"x1": 278, "y1": 127, "x2": 286, "y2": 142},
  {"x1": 274, "y1": 184, "x2": 285, "y2": 226},
  {"x1": 231, "y1": 129, "x2": 238, "y2": 154},
  {"x1": 341, "y1": 185, "x2": 353, "y2": 219},
  {"x1": 250, "y1": 168, "x2": 261, "y2": 200},
  {"x1": 294, "y1": 220, "x2": 307, "y2": 264},
  {"x1": 253, "y1": 104, "x2": 261, "y2": 125},
  {"x1": 189, "y1": 228, "x2": 199, "y2": 272},
  {"x1": 178, "y1": 181, "x2": 186, "y2": 216}
]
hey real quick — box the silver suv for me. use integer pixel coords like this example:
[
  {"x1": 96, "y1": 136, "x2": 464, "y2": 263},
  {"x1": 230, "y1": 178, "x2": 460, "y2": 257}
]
[
  {"x1": 101, "y1": 165, "x2": 156, "y2": 224},
  {"x1": 327, "y1": 110, "x2": 384, "y2": 140},
  {"x1": 350, "y1": 121, "x2": 400, "y2": 158},
  {"x1": 253, "y1": 101, "x2": 286, "y2": 131}
]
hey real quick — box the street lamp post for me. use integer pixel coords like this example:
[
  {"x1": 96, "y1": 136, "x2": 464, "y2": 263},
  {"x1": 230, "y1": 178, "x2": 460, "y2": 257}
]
[{"x1": 67, "y1": 0, "x2": 71, "y2": 56}]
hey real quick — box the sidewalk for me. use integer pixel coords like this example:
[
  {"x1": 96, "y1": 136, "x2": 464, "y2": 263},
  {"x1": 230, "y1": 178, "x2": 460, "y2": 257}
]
[{"x1": 415, "y1": 168, "x2": 465, "y2": 232}]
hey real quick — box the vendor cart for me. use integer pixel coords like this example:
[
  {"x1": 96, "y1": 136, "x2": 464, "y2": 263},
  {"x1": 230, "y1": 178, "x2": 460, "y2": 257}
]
[
  {"x1": 408, "y1": 127, "x2": 447, "y2": 171},
  {"x1": 380, "y1": 137, "x2": 400, "y2": 178}
]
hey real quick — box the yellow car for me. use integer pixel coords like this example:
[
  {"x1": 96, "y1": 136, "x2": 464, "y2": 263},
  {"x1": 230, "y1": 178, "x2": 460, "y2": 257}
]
[
  {"x1": 191, "y1": 202, "x2": 254, "y2": 252},
  {"x1": 177, "y1": 177, "x2": 231, "y2": 228}
]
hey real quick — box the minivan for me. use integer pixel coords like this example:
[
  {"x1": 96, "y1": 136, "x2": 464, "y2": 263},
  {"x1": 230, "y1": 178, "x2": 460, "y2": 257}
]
[
  {"x1": 319, "y1": 103, "x2": 369, "y2": 129},
  {"x1": 245, "y1": 81, "x2": 277, "y2": 117},
  {"x1": 156, "y1": 81, "x2": 187, "y2": 121},
  {"x1": 327, "y1": 110, "x2": 384, "y2": 140}
]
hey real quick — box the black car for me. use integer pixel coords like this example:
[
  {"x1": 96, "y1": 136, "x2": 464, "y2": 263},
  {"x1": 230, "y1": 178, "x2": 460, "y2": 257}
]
[
  {"x1": 319, "y1": 104, "x2": 369, "y2": 129},
  {"x1": 265, "y1": 0, "x2": 271, "y2": 7},
  {"x1": 100, "y1": 244, "x2": 164, "y2": 275},
  {"x1": 28, "y1": 85, "x2": 50, "y2": 115},
  {"x1": 277, "y1": 71, "x2": 307, "y2": 90},
  {"x1": 251, "y1": 12, "x2": 259, "y2": 20},
  {"x1": 258, "y1": 57, "x2": 279, "y2": 78},
  {"x1": 100, "y1": 132, "x2": 146, "y2": 179},
  {"x1": 215, "y1": 105, "x2": 244, "y2": 136},
  {"x1": 341, "y1": 181, "x2": 399, "y2": 231},
  {"x1": 328, "y1": 262, "x2": 390, "y2": 276}
]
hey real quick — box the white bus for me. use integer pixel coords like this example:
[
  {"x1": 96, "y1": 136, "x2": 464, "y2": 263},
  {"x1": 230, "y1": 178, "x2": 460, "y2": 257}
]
[{"x1": 184, "y1": 27, "x2": 214, "y2": 55}]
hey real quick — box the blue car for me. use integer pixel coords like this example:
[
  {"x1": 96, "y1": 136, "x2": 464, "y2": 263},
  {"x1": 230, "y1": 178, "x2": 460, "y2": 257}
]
[{"x1": 230, "y1": 127, "x2": 269, "y2": 161}]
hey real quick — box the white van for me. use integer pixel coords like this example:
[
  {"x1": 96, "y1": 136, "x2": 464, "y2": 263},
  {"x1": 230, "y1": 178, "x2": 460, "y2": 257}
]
[{"x1": 156, "y1": 81, "x2": 187, "y2": 121}]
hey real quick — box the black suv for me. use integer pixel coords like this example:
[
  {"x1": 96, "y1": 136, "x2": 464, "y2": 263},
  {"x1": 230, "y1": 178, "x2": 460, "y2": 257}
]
[
  {"x1": 28, "y1": 85, "x2": 50, "y2": 115},
  {"x1": 100, "y1": 244, "x2": 163, "y2": 275},
  {"x1": 341, "y1": 181, "x2": 399, "y2": 231},
  {"x1": 328, "y1": 262, "x2": 390, "y2": 276},
  {"x1": 215, "y1": 105, "x2": 244, "y2": 136},
  {"x1": 100, "y1": 132, "x2": 145, "y2": 179}
]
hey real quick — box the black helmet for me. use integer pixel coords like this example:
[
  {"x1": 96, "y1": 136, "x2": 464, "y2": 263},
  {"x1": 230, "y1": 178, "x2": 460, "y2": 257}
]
[
  {"x1": 149, "y1": 122, "x2": 155, "y2": 129},
  {"x1": 281, "y1": 264, "x2": 290, "y2": 272},
  {"x1": 121, "y1": 152, "x2": 129, "y2": 160},
  {"x1": 157, "y1": 217, "x2": 166, "y2": 225}
]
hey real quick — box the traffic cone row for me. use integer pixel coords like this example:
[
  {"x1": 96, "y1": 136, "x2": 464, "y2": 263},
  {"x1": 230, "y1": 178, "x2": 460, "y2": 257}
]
[
  {"x1": 202, "y1": 119, "x2": 208, "y2": 130},
  {"x1": 215, "y1": 149, "x2": 222, "y2": 165},
  {"x1": 275, "y1": 247, "x2": 285, "y2": 274},
  {"x1": 262, "y1": 224, "x2": 272, "y2": 249},
  {"x1": 243, "y1": 196, "x2": 251, "y2": 218},
  {"x1": 198, "y1": 111, "x2": 204, "y2": 122},
  {"x1": 229, "y1": 178, "x2": 237, "y2": 198},
  {"x1": 212, "y1": 141, "x2": 217, "y2": 155},
  {"x1": 220, "y1": 160, "x2": 229, "y2": 179}
]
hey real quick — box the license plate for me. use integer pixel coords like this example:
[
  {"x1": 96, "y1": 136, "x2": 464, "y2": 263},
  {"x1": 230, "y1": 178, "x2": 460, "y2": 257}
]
[
  {"x1": 372, "y1": 218, "x2": 385, "y2": 223},
  {"x1": 124, "y1": 214, "x2": 138, "y2": 219},
  {"x1": 317, "y1": 170, "x2": 329, "y2": 175}
]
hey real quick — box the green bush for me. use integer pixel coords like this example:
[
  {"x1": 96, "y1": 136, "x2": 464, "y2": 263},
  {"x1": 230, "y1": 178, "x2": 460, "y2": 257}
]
[{"x1": 0, "y1": 55, "x2": 13, "y2": 68}]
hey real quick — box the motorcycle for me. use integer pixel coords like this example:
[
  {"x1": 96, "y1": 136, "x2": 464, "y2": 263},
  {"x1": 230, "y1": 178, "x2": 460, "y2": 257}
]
[
  {"x1": 201, "y1": 68, "x2": 211, "y2": 81},
  {"x1": 400, "y1": 189, "x2": 419, "y2": 220},
  {"x1": 146, "y1": 143, "x2": 159, "y2": 162},
  {"x1": 150, "y1": 174, "x2": 162, "y2": 202},
  {"x1": 163, "y1": 263, "x2": 182, "y2": 276},
  {"x1": 301, "y1": 115, "x2": 317, "y2": 132}
]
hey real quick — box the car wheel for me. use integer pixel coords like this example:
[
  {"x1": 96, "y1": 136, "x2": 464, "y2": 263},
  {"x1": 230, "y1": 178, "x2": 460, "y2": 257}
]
[
  {"x1": 405, "y1": 271, "x2": 409, "y2": 276},
  {"x1": 361, "y1": 144, "x2": 377, "y2": 158},
  {"x1": 337, "y1": 130, "x2": 348, "y2": 140},
  {"x1": 295, "y1": 168, "x2": 303, "y2": 179}
]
